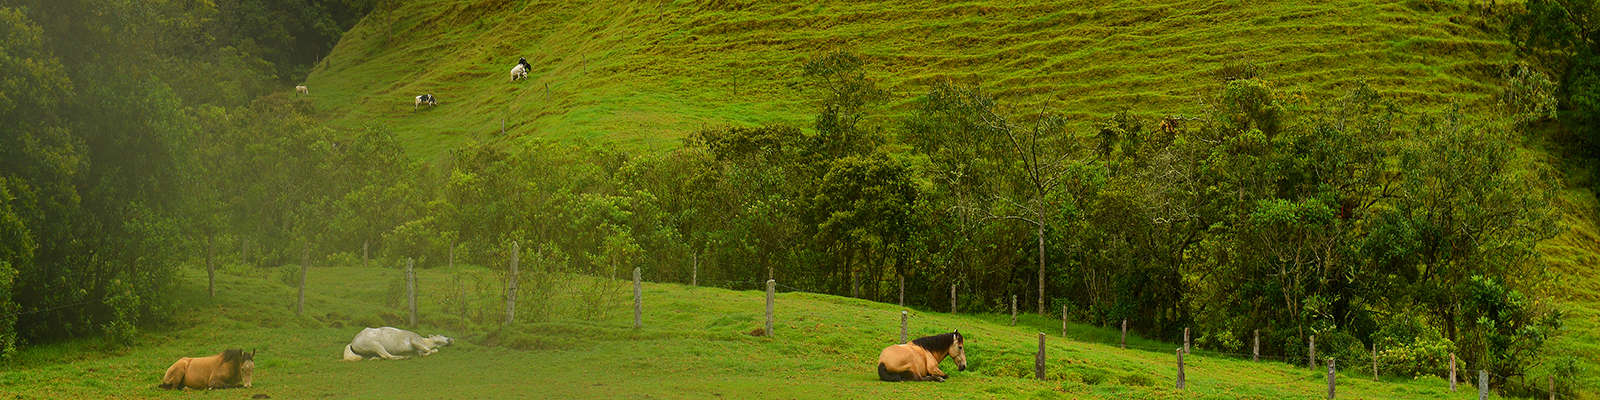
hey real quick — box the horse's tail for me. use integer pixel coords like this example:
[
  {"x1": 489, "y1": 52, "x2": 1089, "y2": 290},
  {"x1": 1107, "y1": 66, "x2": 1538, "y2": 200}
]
[
  {"x1": 342, "y1": 344, "x2": 363, "y2": 361},
  {"x1": 877, "y1": 362, "x2": 903, "y2": 382}
]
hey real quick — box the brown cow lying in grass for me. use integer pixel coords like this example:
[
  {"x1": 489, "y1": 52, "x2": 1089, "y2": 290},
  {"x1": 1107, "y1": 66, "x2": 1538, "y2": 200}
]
[{"x1": 159, "y1": 349, "x2": 255, "y2": 390}]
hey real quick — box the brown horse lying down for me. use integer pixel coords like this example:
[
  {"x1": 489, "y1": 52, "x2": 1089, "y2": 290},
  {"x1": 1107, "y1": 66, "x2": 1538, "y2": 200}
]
[
  {"x1": 877, "y1": 330, "x2": 967, "y2": 382},
  {"x1": 159, "y1": 349, "x2": 255, "y2": 390}
]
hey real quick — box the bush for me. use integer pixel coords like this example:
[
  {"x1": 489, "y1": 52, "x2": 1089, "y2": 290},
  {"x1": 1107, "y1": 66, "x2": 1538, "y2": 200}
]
[
  {"x1": 0, "y1": 260, "x2": 17, "y2": 360},
  {"x1": 1374, "y1": 312, "x2": 1455, "y2": 378},
  {"x1": 1316, "y1": 330, "x2": 1369, "y2": 366},
  {"x1": 100, "y1": 279, "x2": 140, "y2": 347}
]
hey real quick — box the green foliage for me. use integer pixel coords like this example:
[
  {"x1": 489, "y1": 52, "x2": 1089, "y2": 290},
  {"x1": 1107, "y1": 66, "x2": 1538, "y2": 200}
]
[
  {"x1": 1461, "y1": 275, "x2": 1560, "y2": 382},
  {"x1": 1501, "y1": 63, "x2": 1560, "y2": 124},
  {"x1": 1509, "y1": 0, "x2": 1600, "y2": 150},
  {"x1": 1568, "y1": 50, "x2": 1600, "y2": 141},
  {"x1": 1373, "y1": 309, "x2": 1455, "y2": 378}
]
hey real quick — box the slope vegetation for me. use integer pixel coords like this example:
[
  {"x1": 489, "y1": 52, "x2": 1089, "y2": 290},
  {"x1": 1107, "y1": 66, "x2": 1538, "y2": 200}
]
[{"x1": 305, "y1": 0, "x2": 1513, "y2": 155}]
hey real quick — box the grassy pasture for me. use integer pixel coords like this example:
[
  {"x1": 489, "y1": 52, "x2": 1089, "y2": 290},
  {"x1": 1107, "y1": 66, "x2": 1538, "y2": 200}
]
[{"x1": 0, "y1": 262, "x2": 1506, "y2": 399}]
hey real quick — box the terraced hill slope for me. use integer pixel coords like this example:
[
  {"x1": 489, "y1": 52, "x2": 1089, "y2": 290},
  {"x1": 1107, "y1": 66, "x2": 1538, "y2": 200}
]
[{"x1": 304, "y1": 0, "x2": 1513, "y2": 155}]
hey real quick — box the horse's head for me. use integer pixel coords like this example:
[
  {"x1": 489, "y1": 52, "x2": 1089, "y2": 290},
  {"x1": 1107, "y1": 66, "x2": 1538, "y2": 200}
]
[
  {"x1": 427, "y1": 335, "x2": 453, "y2": 347},
  {"x1": 950, "y1": 330, "x2": 967, "y2": 372},
  {"x1": 239, "y1": 350, "x2": 256, "y2": 388}
]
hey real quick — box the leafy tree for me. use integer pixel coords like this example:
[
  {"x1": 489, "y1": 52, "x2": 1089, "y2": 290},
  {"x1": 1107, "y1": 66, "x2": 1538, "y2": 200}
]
[
  {"x1": 1509, "y1": 0, "x2": 1600, "y2": 149},
  {"x1": 811, "y1": 153, "x2": 917, "y2": 299},
  {"x1": 906, "y1": 81, "x2": 1087, "y2": 314}
]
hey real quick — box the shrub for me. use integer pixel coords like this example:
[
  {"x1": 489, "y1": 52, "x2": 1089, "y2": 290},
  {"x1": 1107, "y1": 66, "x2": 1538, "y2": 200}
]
[
  {"x1": 1374, "y1": 312, "x2": 1455, "y2": 378},
  {"x1": 1316, "y1": 331, "x2": 1369, "y2": 367}
]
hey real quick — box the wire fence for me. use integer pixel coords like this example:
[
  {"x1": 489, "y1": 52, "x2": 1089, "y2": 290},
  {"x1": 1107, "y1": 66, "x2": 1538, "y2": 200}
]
[
  {"x1": 666, "y1": 275, "x2": 1566, "y2": 399},
  {"x1": 2, "y1": 297, "x2": 105, "y2": 319}
]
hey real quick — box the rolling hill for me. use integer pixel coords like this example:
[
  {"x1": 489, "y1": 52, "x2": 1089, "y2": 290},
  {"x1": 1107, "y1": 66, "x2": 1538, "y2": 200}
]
[{"x1": 304, "y1": 0, "x2": 1516, "y2": 156}]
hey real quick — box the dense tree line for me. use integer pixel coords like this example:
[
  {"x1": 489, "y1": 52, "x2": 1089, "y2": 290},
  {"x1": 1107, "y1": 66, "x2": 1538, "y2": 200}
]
[
  {"x1": 0, "y1": 0, "x2": 372, "y2": 358},
  {"x1": 0, "y1": 1, "x2": 1579, "y2": 393}
]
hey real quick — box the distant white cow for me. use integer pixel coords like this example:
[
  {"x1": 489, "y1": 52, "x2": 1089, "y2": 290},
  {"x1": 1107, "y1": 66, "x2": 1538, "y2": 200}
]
[
  {"x1": 414, "y1": 94, "x2": 436, "y2": 110},
  {"x1": 342, "y1": 327, "x2": 452, "y2": 361},
  {"x1": 295, "y1": 85, "x2": 309, "y2": 95},
  {"x1": 510, "y1": 64, "x2": 528, "y2": 82},
  {"x1": 510, "y1": 57, "x2": 532, "y2": 82}
]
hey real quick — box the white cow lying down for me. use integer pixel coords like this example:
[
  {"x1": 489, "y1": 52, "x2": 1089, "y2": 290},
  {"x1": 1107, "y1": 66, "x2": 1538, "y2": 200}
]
[{"x1": 342, "y1": 327, "x2": 453, "y2": 361}]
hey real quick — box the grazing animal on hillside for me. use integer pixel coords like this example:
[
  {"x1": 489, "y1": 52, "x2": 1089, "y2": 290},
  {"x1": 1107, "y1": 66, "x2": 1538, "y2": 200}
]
[
  {"x1": 877, "y1": 330, "x2": 967, "y2": 382},
  {"x1": 342, "y1": 327, "x2": 453, "y2": 361},
  {"x1": 510, "y1": 57, "x2": 532, "y2": 81},
  {"x1": 510, "y1": 64, "x2": 529, "y2": 81},
  {"x1": 159, "y1": 349, "x2": 255, "y2": 390},
  {"x1": 414, "y1": 94, "x2": 436, "y2": 110},
  {"x1": 295, "y1": 85, "x2": 309, "y2": 95}
]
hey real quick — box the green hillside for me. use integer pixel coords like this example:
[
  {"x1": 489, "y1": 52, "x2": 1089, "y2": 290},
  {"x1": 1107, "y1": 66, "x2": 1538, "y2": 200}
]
[
  {"x1": 0, "y1": 263, "x2": 1501, "y2": 399},
  {"x1": 305, "y1": 0, "x2": 1515, "y2": 155},
  {"x1": 294, "y1": 0, "x2": 1600, "y2": 398}
]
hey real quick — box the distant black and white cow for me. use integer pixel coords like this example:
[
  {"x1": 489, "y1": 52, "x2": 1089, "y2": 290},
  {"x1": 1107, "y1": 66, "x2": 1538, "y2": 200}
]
[
  {"x1": 414, "y1": 94, "x2": 436, "y2": 110},
  {"x1": 510, "y1": 57, "x2": 532, "y2": 82}
]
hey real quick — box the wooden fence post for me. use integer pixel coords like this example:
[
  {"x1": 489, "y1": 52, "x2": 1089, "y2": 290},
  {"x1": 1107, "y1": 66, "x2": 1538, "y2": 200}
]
[
  {"x1": 1253, "y1": 329, "x2": 1260, "y2": 362},
  {"x1": 1328, "y1": 358, "x2": 1337, "y2": 400},
  {"x1": 205, "y1": 235, "x2": 215, "y2": 299},
  {"x1": 505, "y1": 241, "x2": 519, "y2": 325},
  {"x1": 691, "y1": 253, "x2": 697, "y2": 287},
  {"x1": 633, "y1": 267, "x2": 642, "y2": 329},
  {"x1": 765, "y1": 279, "x2": 774, "y2": 337},
  {"x1": 362, "y1": 240, "x2": 369, "y2": 268},
  {"x1": 1011, "y1": 295, "x2": 1017, "y2": 326},
  {"x1": 900, "y1": 310, "x2": 908, "y2": 344},
  {"x1": 1372, "y1": 342, "x2": 1378, "y2": 381},
  {"x1": 406, "y1": 258, "x2": 417, "y2": 328},
  {"x1": 1549, "y1": 376, "x2": 1555, "y2": 400},
  {"x1": 1035, "y1": 333, "x2": 1046, "y2": 380},
  {"x1": 1479, "y1": 370, "x2": 1488, "y2": 400},
  {"x1": 1061, "y1": 304, "x2": 1067, "y2": 337},
  {"x1": 1176, "y1": 348, "x2": 1186, "y2": 390},
  {"x1": 1309, "y1": 335, "x2": 1317, "y2": 369},
  {"x1": 1120, "y1": 319, "x2": 1127, "y2": 349},
  {"x1": 297, "y1": 244, "x2": 308, "y2": 316},
  {"x1": 1450, "y1": 353, "x2": 1457, "y2": 391},
  {"x1": 1184, "y1": 327, "x2": 1190, "y2": 354},
  {"x1": 950, "y1": 283, "x2": 956, "y2": 313},
  {"x1": 448, "y1": 243, "x2": 454, "y2": 269}
]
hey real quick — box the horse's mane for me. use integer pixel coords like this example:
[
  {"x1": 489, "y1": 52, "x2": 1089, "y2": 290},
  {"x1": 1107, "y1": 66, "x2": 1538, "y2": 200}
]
[
  {"x1": 911, "y1": 332, "x2": 962, "y2": 352},
  {"x1": 221, "y1": 349, "x2": 243, "y2": 377}
]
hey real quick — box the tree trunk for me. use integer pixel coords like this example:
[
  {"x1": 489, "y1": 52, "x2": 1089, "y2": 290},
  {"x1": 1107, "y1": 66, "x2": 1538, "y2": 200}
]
[
  {"x1": 847, "y1": 245, "x2": 858, "y2": 298},
  {"x1": 1037, "y1": 222, "x2": 1046, "y2": 315}
]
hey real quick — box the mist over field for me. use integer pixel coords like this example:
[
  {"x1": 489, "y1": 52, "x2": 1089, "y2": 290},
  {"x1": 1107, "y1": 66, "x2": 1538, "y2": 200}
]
[{"x1": 2, "y1": 1, "x2": 1598, "y2": 398}]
